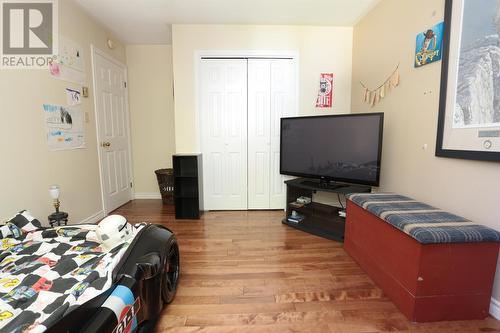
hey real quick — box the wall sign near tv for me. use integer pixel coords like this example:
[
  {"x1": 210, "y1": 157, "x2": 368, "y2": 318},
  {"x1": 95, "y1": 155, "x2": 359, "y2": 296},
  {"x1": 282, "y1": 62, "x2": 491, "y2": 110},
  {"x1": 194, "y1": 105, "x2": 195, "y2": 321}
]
[
  {"x1": 280, "y1": 113, "x2": 384, "y2": 187},
  {"x1": 315, "y1": 73, "x2": 334, "y2": 108},
  {"x1": 414, "y1": 21, "x2": 444, "y2": 68},
  {"x1": 436, "y1": 0, "x2": 500, "y2": 162}
]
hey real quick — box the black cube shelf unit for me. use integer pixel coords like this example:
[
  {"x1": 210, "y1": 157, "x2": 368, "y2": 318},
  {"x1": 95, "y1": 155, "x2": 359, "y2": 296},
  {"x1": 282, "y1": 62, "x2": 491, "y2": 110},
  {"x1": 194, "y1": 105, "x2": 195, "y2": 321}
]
[
  {"x1": 283, "y1": 178, "x2": 371, "y2": 242},
  {"x1": 173, "y1": 154, "x2": 203, "y2": 219}
]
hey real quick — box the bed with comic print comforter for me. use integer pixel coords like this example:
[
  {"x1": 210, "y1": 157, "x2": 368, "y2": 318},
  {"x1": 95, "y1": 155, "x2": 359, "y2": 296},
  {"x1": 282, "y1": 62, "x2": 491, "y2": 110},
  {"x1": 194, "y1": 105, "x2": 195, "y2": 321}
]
[{"x1": 0, "y1": 211, "x2": 180, "y2": 333}]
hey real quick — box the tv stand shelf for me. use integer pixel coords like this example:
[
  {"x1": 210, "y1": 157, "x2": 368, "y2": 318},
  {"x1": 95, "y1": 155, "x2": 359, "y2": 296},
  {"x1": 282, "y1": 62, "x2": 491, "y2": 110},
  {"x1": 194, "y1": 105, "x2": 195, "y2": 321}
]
[{"x1": 282, "y1": 178, "x2": 371, "y2": 242}]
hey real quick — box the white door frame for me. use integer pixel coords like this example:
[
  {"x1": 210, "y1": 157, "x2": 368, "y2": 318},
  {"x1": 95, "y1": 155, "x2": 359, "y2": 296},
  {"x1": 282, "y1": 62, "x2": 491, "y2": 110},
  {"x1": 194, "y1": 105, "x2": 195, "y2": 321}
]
[
  {"x1": 195, "y1": 50, "x2": 300, "y2": 210},
  {"x1": 90, "y1": 45, "x2": 134, "y2": 215}
]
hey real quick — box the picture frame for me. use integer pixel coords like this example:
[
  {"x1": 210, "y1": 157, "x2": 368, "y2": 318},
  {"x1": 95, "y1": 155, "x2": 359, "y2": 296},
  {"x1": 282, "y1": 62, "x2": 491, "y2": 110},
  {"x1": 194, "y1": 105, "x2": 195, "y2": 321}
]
[{"x1": 436, "y1": 0, "x2": 500, "y2": 162}]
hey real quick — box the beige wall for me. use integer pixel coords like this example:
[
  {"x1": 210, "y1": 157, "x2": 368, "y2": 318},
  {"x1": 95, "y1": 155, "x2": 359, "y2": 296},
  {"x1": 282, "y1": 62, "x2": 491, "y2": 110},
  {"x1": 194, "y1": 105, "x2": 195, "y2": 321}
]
[
  {"x1": 352, "y1": 0, "x2": 500, "y2": 303},
  {"x1": 0, "y1": 0, "x2": 125, "y2": 224},
  {"x1": 172, "y1": 24, "x2": 353, "y2": 153},
  {"x1": 126, "y1": 45, "x2": 176, "y2": 196}
]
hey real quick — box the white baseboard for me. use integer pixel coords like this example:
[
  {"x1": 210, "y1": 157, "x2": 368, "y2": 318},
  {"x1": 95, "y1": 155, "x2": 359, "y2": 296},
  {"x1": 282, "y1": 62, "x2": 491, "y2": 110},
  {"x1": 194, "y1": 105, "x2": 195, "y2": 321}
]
[
  {"x1": 79, "y1": 210, "x2": 105, "y2": 224},
  {"x1": 133, "y1": 192, "x2": 162, "y2": 200},
  {"x1": 490, "y1": 297, "x2": 500, "y2": 320}
]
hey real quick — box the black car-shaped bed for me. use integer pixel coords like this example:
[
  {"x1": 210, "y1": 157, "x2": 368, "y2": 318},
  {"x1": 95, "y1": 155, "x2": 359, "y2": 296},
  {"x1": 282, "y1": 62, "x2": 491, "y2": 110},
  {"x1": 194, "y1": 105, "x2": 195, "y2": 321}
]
[{"x1": 0, "y1": 211, "x2": 180, "y2": 333}]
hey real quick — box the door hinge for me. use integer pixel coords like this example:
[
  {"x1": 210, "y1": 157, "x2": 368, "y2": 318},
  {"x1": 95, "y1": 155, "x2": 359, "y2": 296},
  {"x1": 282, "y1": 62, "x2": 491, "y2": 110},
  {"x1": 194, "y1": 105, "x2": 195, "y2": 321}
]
[{"x1": 124, "y1": 81, "x2": 127, "y2": 88}]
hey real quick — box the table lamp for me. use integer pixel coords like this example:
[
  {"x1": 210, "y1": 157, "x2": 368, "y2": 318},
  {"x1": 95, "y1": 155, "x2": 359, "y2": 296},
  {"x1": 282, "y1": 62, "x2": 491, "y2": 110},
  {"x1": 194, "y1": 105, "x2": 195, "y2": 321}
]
[
  {"x1": 48, "y1": 185, "x2": 69, "y2": 227},
  {"x1": 49, "y1": 185, "x2": 61, "y2": 213}
]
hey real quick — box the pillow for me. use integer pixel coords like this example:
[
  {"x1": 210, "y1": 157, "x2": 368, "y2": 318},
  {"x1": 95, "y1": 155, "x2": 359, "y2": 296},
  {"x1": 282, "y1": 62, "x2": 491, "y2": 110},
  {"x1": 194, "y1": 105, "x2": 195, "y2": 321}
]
[{"x1": 9, "y1": 210, "x2": 42, "y2": 233}]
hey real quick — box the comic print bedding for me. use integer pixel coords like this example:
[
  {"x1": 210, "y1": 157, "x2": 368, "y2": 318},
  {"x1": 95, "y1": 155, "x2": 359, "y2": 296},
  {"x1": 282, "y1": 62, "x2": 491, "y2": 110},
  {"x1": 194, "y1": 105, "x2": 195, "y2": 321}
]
[{"x1": 0, "y1": 211, "x2": 140, "y2": 333}]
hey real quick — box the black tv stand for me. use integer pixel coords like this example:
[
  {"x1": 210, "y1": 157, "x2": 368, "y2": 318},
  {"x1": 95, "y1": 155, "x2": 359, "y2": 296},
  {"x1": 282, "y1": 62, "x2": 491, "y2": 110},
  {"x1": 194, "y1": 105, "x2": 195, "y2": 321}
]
[
  {"x1": 282, "y1": 178, "x2": 371, "y2": 242},
  {"x1": 302, "y1": 179, "x2": 347, "y2": 191}
]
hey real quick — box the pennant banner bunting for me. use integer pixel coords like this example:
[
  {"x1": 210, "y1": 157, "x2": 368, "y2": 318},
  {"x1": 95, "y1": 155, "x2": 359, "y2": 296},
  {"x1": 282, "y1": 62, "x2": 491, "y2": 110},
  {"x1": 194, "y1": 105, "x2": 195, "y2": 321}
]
[{"x1": 360, "y1": 63, "x2": 400, "y2": 107}]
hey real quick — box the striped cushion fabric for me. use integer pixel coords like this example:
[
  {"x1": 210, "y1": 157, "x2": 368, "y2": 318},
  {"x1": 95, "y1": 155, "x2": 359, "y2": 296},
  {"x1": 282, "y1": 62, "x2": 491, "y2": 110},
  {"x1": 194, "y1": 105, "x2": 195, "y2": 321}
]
[{"x1": 347, "y1": 193, "x2": 500, "y2": 244}]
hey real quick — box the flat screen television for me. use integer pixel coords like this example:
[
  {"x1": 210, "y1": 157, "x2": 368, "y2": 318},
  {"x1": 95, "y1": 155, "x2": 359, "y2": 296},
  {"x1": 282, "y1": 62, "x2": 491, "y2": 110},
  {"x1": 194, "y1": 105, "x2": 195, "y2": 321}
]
[{"x1": 280, "y1": 113, "x2": 384, "y2": 187}]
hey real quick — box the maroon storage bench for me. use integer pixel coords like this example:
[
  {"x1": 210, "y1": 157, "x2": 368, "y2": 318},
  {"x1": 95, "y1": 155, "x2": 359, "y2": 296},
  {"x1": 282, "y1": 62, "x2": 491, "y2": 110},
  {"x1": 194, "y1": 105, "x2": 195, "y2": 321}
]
[{"x1": 344, "y1": 193, "x2": 500, "y2": 322}]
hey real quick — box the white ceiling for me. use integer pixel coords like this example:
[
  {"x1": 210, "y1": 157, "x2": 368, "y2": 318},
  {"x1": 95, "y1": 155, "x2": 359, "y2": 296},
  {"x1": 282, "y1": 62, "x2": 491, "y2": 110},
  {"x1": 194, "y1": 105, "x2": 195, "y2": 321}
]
[{"x1": 73, "y1": 0, "x2": 380, "y2": 45}]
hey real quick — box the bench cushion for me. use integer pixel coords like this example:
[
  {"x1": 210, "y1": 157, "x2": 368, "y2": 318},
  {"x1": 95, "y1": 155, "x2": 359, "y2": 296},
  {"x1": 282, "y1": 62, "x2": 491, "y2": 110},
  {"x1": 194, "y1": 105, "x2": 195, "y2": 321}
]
[{"x1": 347, "y1": 193, "x2": 500, "y2": 244}]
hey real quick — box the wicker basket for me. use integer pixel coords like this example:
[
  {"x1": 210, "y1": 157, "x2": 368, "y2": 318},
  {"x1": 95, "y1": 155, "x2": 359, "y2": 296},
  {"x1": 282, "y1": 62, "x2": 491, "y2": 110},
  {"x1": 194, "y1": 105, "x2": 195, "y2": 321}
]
[{"x1": 155, "y1": 168, "x2": 174, "y2": 204}]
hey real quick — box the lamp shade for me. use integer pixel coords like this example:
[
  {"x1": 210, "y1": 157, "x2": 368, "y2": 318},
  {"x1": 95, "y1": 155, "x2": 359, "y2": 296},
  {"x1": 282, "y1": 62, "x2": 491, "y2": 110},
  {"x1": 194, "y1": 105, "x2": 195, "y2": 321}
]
[{"x1": 49, "y1": 185, "x2": 60, "y2": 199}]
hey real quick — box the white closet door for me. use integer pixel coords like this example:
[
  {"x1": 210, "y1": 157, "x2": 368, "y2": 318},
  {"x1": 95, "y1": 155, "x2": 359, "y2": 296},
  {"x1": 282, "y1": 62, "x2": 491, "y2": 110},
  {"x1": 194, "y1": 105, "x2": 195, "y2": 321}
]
[
  {"x1": 248, "y1": 59, "x2": 271, "y2": 209},
  {"x1": 248, "y1": 59, "x2": 297, "y2": 210},
  {"x1": 270, "y1": 60, "x2": 297, "y2": 209},
  {"x1": 200, "y1": 59, "x2": 248, "y2": 210}
]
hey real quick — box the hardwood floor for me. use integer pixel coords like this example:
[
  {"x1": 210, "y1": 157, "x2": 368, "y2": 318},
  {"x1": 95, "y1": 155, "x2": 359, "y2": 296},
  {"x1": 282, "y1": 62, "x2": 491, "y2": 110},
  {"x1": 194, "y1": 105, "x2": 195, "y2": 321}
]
[{"x1": 113, "y1": 200, "x2": 500, "y2": 333}]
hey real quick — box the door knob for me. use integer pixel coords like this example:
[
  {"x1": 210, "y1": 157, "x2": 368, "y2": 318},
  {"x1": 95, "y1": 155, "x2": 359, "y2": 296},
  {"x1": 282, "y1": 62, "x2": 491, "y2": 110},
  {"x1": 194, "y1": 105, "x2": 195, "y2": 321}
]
[{"x1": 101, "y1": 142, "x2": 111, "y2": 148}]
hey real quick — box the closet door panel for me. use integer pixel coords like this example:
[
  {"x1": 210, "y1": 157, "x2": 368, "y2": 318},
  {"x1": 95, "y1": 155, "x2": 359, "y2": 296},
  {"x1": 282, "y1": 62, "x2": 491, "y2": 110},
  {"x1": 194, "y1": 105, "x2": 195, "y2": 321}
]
[
  {"x1": 203, "y1": 61, "x2": 226, "y2": 207},
  {"x1": 201, "y1": 57, "x2": 297, "y2": 211},
  {"x1": 248, "y1": 59, "x2": 271, "y2": 209},
  {"x1": 201, "y1": 59, "x2": 248, "y2": 210},
  {"x1": 224, "y1": 61, "x2": 248, "y2": 205},
  {"x1": 270, "y1": 60, "x2": 297, "y2": 209}
]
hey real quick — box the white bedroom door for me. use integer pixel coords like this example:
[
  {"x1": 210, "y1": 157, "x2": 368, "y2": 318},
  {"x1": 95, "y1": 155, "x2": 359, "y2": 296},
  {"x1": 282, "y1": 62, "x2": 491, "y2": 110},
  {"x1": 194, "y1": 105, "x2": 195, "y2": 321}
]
[
  {"x1": 248, "y1": 59, "x2": 297, "y2": 209},
  {"x1": 92, "y1": 47, "x2": 132, "y2": 214},
  {"x1": 200, "y1": 59, "x2": 248, "y2": 210}
]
